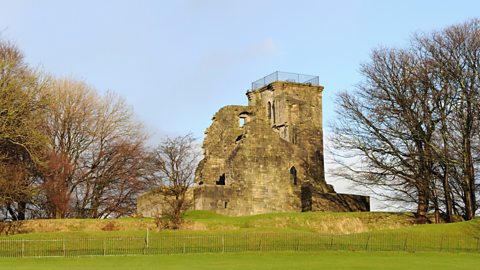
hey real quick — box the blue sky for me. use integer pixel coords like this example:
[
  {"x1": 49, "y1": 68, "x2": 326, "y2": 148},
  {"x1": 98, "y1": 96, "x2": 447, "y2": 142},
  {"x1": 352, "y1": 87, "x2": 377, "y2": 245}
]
[{"x1": 2, "y1": 0, "x2": 479, "y2": 208}]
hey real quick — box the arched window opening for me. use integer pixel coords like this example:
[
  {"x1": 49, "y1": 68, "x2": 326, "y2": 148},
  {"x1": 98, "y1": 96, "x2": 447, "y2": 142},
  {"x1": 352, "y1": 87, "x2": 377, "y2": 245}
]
[
  {"x1": 239, "y1": 117, "x2": 245, "y2": 127},
  {"x1": 239, "y1": 112, "x2": 250, "y2": 127},
  {"x1": 267, "y1": 102, "x2": 272, "y2": 120},
  {"x1": 216, "y1": 173, "x2": 226, "y2": 185},
  {"x1": 272, "y1": 102, "x2": 276, "y2": 125},
  {"x1": 290, "y1": 166, "x2": 297, "y2": 185}
]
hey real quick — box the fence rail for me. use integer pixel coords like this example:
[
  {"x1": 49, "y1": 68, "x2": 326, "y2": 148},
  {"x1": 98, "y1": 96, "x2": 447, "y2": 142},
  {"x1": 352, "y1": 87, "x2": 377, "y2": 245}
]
[
  {"x1": 0, "y1": 232, "x2": 479, "y2": 258},
  {"x1": 251, "y1": 71, "x2": 319, "y2": 90}
]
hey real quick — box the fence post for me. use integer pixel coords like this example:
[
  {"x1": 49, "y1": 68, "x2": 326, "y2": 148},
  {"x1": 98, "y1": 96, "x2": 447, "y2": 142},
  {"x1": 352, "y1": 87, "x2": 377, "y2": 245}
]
[
  {"x1": 403, "y1": 235, "x2": 408, "y2": 251},
  {"x1": 146, "y1": 228, "x2": 149, "y2": 248},
  {"x1": 63, "y1": 239, "x2": 66, "y2": 257},
  {"x1": 365, "y1": 235, "x2": 370, "y2": 251},
  {"x1": 144, "y1": 229, "x2": 149, "y2": 255},
  {"x1": 222, "y1": 235, "x2": 225, "y2": 253},
  {"x1": 183, "y1": 242, "x2": 186, "y2": 254},
  {"x1": 440, "y1": 235, "x2": 444, "y2": 251},
  {"x1": 103, "y1": 239, "x2": 106, "y2": 256},
  {"x1": 21, "y1": 239, "x2": 25, "y2": 258}
]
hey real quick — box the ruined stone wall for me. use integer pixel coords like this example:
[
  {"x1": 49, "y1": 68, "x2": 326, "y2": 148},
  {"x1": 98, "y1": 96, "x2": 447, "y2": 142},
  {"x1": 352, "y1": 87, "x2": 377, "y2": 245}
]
[
  {"x1": 226, "y1": 117, "x2": 301, "y2": 215},
  {"x1": 193, "y1": 102, "x2": 301, "y2": 215},
  {"x1": 192, "y1": 80, "x2": 369, "y2": 216},
  {"x1": 137, "y1": 189, "x2": 194, "y2": 217},
  {"x1": 311, "y1": 193, "x2": 370, "y2": 212},
  {"x1": 301, "y1": 184, "x2": 370, "y2": 212},
  {"x1": 246, "y1": 82, "x2": 331, "y2": 192},
  {"x1": 194, "y1": 105, "x2": 253, "y2": 187}
]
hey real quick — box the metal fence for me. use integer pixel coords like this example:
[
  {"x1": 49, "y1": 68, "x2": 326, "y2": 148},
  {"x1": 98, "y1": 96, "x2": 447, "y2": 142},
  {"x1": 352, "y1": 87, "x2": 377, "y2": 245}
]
[
  {"x1": 0, "y1": 232, "x2": 479, "y2": 257},
  {"x1": 251, "y1": 71, "x2": 319, "y2": 90}
]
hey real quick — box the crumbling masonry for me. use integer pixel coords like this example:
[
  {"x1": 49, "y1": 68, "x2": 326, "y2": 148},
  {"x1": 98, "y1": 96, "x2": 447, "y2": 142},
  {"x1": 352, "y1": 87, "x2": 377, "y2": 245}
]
[{"x1": 194, "y1": 72, "x2": 369, "y2": 216}]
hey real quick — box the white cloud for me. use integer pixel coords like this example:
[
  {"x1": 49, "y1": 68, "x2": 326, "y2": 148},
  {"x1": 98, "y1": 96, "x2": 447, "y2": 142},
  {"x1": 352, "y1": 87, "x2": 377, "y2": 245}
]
[
  {"x1": 190, "y1": 37, "x2": 280, "y2": 83},
  {"x1": 245, "y1": 37, "x2": 279, "y2": 58}
]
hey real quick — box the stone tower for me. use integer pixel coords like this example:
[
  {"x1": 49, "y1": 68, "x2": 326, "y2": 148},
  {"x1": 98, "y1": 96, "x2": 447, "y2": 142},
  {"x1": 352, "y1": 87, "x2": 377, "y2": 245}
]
[{"x1": 194, "y1": 72, "x2": 369, "y2": 216}]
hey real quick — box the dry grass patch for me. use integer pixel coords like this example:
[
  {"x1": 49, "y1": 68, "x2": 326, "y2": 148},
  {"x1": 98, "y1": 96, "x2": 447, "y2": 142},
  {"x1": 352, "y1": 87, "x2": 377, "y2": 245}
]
[
  {"x1": 19, "y1": 218, "x2": 156, "y2": 234},
  {"x1": 3, "y1": 211, "x2": 418, "y2": 237}
]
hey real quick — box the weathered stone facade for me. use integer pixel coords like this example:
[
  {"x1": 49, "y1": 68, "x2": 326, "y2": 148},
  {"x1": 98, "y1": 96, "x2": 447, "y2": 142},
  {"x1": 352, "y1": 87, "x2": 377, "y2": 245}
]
[
  {"x1": 194, "y1": 77, "x2": 369, "y2": 216},
  {"x1": 137, "y1": 189, "x2": 194, "y2": 217}
]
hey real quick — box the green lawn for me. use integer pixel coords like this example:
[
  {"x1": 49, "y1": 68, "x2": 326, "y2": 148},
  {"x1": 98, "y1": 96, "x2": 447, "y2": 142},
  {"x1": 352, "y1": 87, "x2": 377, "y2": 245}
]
[
  {"x1": 1, "y1": 213, "x2": 478, "y2": 257},
  {"x1": 1, "y1": 251, "x2": 479, "y2": 270}
]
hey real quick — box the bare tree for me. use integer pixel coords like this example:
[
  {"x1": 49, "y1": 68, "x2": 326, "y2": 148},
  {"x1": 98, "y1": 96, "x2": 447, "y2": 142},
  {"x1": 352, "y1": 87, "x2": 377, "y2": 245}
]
[
  {"x1": 0, "y1": 40, "x2": 49, "y2": 220},
  {"x1": 41, "y1": 78, "x2": 150, "y2": 218},
  {"x1": 40, "y1": 151, "x2": 72, "y2": 218},
  {"x1": 150, "y1": 134, "x2": 199, "y2": 229},
  {"x1": 332, "y1": 19, "x2": 480, "y2": 222},
  {"x1": 414, "y1": 19, "x2": 480, "y2": 220},
  {"x1": 332, "y1": 48, "x2": 440, "y2": 223}
]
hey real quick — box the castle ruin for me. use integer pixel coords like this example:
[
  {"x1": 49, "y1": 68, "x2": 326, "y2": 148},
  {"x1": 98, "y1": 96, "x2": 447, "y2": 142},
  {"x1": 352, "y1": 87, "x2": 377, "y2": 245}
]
[{"x1": 194, "y1": 72, "x2": 369, "y2": 216}]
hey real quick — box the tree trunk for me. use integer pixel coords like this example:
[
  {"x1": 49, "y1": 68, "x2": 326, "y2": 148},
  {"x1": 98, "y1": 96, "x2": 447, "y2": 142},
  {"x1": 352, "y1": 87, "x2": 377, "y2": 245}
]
[
  {"x1": 416, "y1": 191, "x2": 429, "y2": 224},
  {"x1": 431, "y1": 187, "x2": 440, "y2": 223},
  {"x1": 442, "y1": 168, "x2": 454, "y2": 223},
  {"x1": 440, "y1": 118, "x2": 454, "y2": 223},
  {"x1": 17, "y1": 202, "x2": 26, "y2": 220},
  {"x1": 464, "y1": 136, "x2": 475, "y2": 220}
]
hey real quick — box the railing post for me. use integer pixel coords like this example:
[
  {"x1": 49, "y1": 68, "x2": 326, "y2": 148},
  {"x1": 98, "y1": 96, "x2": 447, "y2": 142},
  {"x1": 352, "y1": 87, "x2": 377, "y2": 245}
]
[
  {"x1": 440, "y1": 235, "x2": 444, "y2": 251},
  {"x1": 103, "y1": 239, "x2": 106, "y2": 256},
  {"x1": 63, "y1": 239, "x2": 66, "y2": 257},
  {"x1": 222, "y1": 235, "x2": 225, "y2": 253},
  {"x1": 144, "y1": 229, "x2": 149, "y2": 255}
]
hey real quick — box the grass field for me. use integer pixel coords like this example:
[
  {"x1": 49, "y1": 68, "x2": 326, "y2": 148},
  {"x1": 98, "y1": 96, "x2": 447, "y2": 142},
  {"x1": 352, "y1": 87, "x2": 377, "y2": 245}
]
[
  {"x1": 1, "y1": 251, "x2": 479, "y2": 270},
  {"x1": 0, "y1": 210, "x2": 461, "y2": 239},
  {"x1": 1, "y1": 212, "x2": 479, "y2": 257}
]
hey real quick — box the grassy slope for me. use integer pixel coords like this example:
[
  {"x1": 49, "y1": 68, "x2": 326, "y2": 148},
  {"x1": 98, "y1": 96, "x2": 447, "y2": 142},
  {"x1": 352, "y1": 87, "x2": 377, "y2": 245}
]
[
  {"x1": 183, "y1": 211, "x2": 415, "y2": 232},
  {"x1": 1, "y1": 211, "x2": 479, "y2": 240},
  {"x1": 1, "y1": 251, "x2": 479, "y2": 270},
  {"x1": 6, "y1": 211, "x2": 415, "y2": 237}
]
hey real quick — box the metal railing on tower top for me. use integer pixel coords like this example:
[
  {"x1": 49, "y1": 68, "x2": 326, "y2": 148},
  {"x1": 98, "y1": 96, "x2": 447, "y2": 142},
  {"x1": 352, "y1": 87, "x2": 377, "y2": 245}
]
[{"x1": 251, "y1": 71, "x2": 319, "y2": 90}]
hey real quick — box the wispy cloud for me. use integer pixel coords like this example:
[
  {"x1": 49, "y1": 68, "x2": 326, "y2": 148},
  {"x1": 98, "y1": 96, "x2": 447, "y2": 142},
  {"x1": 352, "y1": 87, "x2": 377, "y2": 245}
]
[
  {"x1": 196, "y1": 37, "x2": 280, "y2": 75},
  {"x1": 245, "y1": 37, "x2": 279, "y2": 58}
]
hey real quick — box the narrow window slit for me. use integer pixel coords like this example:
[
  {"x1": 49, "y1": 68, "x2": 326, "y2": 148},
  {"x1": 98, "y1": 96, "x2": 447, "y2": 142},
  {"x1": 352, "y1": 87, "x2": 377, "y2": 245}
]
[
  {"x1": 216, "y1": 173, "x2": 226, "y2": 185},
  {"x1": 290, "y1": 166, "x2": 297, "y2": 185}
]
